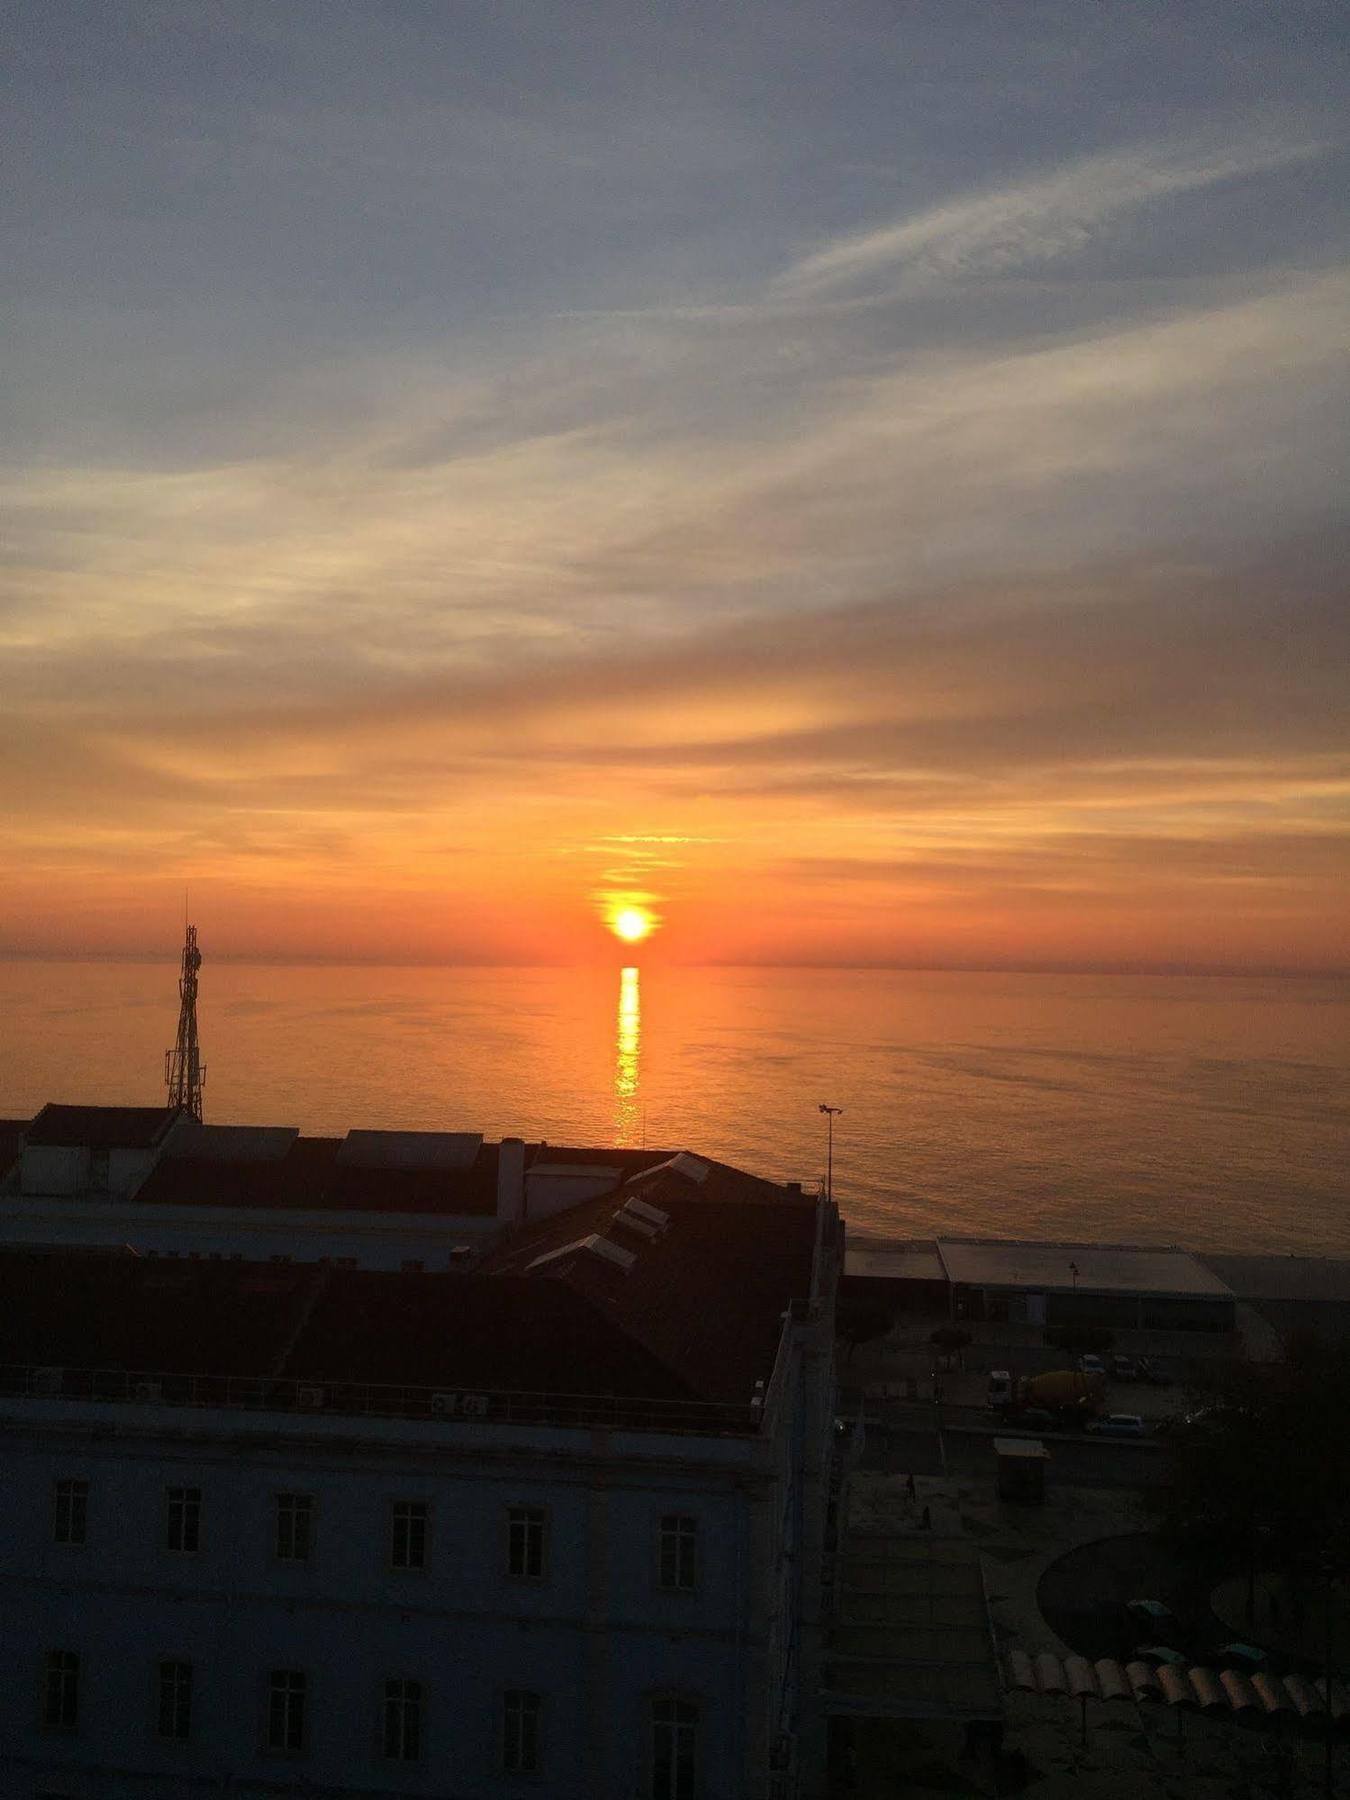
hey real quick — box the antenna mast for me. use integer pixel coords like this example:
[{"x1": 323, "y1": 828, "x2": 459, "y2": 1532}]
[{"x1": 165, "y1": 923, "x2": 206, "y2": 1121}]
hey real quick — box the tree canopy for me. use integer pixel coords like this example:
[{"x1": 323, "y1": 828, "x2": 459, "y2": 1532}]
[{"x1": 1151, "y1": 1332, "x2": 1350, "y2": 1596}]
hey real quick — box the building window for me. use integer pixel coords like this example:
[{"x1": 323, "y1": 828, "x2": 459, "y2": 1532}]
[
  {"x1": 275, "y1": 1493, "x2": 314, "y2": 1562},
  {"x1": 506, "y1": 1506, "x2": 546, "y2": 1579},
  {"x1": 382, "y1": 1677, "x2": 422, "y2": 1760},
  {"x1": 157, "y1": 1659, "x2": 192, "y2": 1741},
  {"x1": 42, "y1": 1651, "x2": 79, "y2": 1733},
  {"x1": 658, "y1": 1515, "x2": 698, "y2": 1591},
  {"x1": 266, "y1": 1670, "x2": 306, "y2": 1753},
  {"x1": 390, "y1": 1500, "x2": 428, "y2": 1570},
  {"x1": 650, "y1": 1695, "x2": 697, "y2": 1800},
  {"x1": 166, "y1": 1486, "x2": 201, "y2": 1553},
  {"x1": 502, "y1": 1689, "x2": 542, "y2": 1774},
  {"x1": 52, "y1": 1479, "x2": 89, "y2": 1546}
]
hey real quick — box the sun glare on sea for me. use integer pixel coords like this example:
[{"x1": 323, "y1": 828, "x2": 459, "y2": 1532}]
[{"x1": 610, "y1": 906, "x2": 654, "y2": 944}]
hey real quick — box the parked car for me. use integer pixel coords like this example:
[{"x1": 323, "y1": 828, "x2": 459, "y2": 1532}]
[
  {"x1": 1076, "y1": 1354, "x2": 1107, "y2": 1377},
  {"x1": 1085, "y1": 1412, "x2": 1147, "y2": 1438},
  {"x1": 1109, "y1": 1354, "x2": 1140, "y2": 1381},
  {"x1": 987, "y1": 1369, "x2": 1014, "y2": 1408}
]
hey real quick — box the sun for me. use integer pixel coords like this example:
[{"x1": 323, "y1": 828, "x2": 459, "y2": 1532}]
[{"x1": 610, "y1": 906, "x2": 654, "y2": 944}]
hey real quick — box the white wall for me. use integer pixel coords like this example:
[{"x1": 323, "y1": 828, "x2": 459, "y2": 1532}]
[{"x1": 0, "y1": 1406, "x2": 780, "y2": 1799}]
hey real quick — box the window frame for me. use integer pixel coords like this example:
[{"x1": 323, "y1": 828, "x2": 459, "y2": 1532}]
[
  {"x1": 505, "y1": 1504, "x2": 548, "y2": 1582},
  {"x1": 380, "y1": 1674, "x2": 424, "y2": 1762},
  {"x1": 274, "y1": 1491, "x2": 315, "y2": 1564},
  {"x1": 388, "y1": 1497, "x2": 430, "y2": 1572},
  {"x1": 155, "y1": 1656, "x2": 193, "y2": 1743},
  {"x1": 501, "y1": 1686, "x2": 544, "y2": 1777},
  {"x1": 264, "y1": 1668, "x2": 307, "y2": 1756},
  {"x1": 40, "y1": 1650, "x2": 80, "y2": 1735},
  {"x1": 164, "y1": 1484, "x2": 202, "y2": 1555},
  {"x1": 656, "y1": 1513, "x2": 699, "y2": 1593},
  {"x1": 648, "y1": 1691, "x2": 699, "y2": 1800},
  {"x1": 51, "y1": 1477, "x2": 89, "y2": 1548}
]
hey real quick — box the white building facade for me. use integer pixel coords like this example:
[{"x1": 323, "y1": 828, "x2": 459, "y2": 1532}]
[{"x1": 0, "y1": 1126, "x2": 840, "y2": 1800}]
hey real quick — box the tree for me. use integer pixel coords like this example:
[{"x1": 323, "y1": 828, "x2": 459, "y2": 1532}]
[{"x1": 1149, "y1": 1334, "x2": 1350, "y2": 1618}]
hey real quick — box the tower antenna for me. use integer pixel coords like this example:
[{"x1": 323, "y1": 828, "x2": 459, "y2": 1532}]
[{"x1": 165, "y1": 922, "x2": 206, "y2": 1121}]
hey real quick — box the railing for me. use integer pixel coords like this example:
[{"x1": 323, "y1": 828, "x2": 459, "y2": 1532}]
[{"x1": 0, "y1": 1363, "x2": 761, "y2": 1438}]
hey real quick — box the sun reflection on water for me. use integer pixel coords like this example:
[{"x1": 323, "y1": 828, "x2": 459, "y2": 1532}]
[{"x1": 614, "y1": 964, "x2": 641, "y2": 1145}]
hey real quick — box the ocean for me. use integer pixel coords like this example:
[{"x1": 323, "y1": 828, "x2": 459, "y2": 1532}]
[{"x1": 1, "y1": 960, "x2": 1346, "y2": 1256}]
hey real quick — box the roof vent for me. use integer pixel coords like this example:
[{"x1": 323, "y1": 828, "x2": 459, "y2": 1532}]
[
  {"x1": 612, "y1": 1208, "x2": 657, "y2": 1241},
  {"x1": 586, "y1": 1235, "x2": 636, "y2": 1271},
  {"x1": 631, "y1": 1151, "x2": 709, "y2": 1188},
  {"x1": 525, "y1": 1232, "x2": 636, "y2": 1275},
  {"x1": 623, "y1": 1195, "x2": 671, "y2": 1228}
]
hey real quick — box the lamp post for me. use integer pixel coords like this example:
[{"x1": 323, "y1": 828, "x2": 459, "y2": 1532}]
[{"x1": 818, "y1": 1104, "x2": 843, "y2": 1205}]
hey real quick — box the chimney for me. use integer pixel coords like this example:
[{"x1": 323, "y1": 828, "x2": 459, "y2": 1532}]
[{"x1": 496, "y1": 1137, "x2": 526, "y2": 1224}]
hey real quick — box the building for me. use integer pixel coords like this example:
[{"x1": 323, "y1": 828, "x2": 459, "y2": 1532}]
[
  {"x1": 0, "y1": 1105, "x2": 708, "y2": 1269},
  {"x1": 0, "y1": 1141, "x2": 842, "y2": 1800},
  {"x1": 842, "y1": 1235, "x2": 1237, "y2": 1334}
]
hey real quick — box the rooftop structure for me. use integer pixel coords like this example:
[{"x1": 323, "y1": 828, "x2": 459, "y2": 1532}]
[{"x1": 936, "y1": 1238, "x2": 1234, "y2": 1301}]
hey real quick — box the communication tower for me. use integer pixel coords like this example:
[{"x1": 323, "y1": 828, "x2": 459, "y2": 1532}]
[{"x1": 165, "y1": 923, "x2": 206, "y2": 1121}]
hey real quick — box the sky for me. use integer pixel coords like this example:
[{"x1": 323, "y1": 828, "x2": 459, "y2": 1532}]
[{"x1": 3, "y1": 0, "x2": 1348, "y2": 970}]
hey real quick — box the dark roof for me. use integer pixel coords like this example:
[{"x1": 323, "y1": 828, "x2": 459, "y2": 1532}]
[
  {"x1": 527, "y1": 1145, "x2": 673, "y2": 1174},
  {"x1": 0, "y1": 1159, "x2": 828, "y2": 1419},
  {"x1": 136, "y1": 1136, "x2": 501, "y2": 1215},
  {"x1": 26, "y1": 1104, "x2": 180, "y2": 1150},
  {"x1": 285, "y1": 1270, "x2": 689, "y2": 1401},
  {"x1": 483, "y1": 1157, "x2": 823, "y2": 1405},
  {"x1": 0, "y1": 1251, "x2": 320, "y2": 1377}
]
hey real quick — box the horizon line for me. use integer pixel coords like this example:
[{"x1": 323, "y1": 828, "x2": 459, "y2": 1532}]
[{"x1": 0, "y1": 952, "x2": 1345, "y2": 981}]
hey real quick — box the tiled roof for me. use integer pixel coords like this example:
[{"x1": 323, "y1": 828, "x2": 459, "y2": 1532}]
[
  {"x1": 283, "y1": 1270, "x2": 689, "y2": 1401},
  {"x1": 0, "y1": 1251, "x2": 319, "y2": 1377},
  {"x1": 136, "y1": 1135, "x2": 501, "y2": 1215},
  {"x1": 26, "y1": 1104, "x2": 181, "y2": 1150},
  {"x1": 485, "y1": 1157, "x2": 823, "y2": 1406},
  {"x1": 0, "y1": 1157, "x2": 827, "y2": 1417}
]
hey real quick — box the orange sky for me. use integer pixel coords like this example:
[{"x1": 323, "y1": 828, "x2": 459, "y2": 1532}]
[{"x1": 4, "y1": 10, "x2": 1348, "y2": 972}]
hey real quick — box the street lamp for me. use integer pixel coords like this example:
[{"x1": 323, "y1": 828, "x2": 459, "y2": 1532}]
[{"x1": 819, "y1": 1104, "x2": 843, "y2": 1205}]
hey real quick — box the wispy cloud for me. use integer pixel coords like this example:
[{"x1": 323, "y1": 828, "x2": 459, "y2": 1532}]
[{"x1": 776, "y1": 135, "x2": 1334, "y2": 298}]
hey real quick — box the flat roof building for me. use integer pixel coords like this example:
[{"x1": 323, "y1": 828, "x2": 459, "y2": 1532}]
[
  {"x1": 842, "y1": 1234, "x2": 1238, "y2": 1333},
  {"x1": 938, "y1": 1237, "x2": 1236, "y2": 1332}
]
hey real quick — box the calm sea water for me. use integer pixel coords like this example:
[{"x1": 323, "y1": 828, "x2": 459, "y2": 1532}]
[{"x1": 1, "y1": 961, "x2": 1346, "y2": 1255}]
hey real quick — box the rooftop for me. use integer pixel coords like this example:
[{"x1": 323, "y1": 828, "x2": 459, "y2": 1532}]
[
  {"x1": 937, "y1": 1237, "x2": 1234, "y2": 1300},
  {"x1": 135, "y1": 1134, "x2": 504, "y2": 1215},
  {"x1": 0, "y1": 1154, "x2": 830, "y2": 1432},
  {"x1": 845, "y1": 1242, "x2": 947, "y2": 1284},
  {"x1": 25, "y1": 1103, "x2": 181, "y2": 1150}
]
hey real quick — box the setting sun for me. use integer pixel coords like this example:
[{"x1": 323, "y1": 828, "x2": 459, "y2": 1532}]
[{"x1": 611, "y1": 906, "x2": 654, "y2": 944}]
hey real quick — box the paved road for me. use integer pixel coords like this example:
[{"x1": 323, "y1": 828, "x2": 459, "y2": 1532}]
[{"x1": 862, "y1": 1420, "x2": 1169, "y2": 1489}]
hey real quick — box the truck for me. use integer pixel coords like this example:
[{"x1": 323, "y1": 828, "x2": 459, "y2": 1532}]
[{"x1": 1014, "y1": 1368, "x2": 1106, "y2": 1419}]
